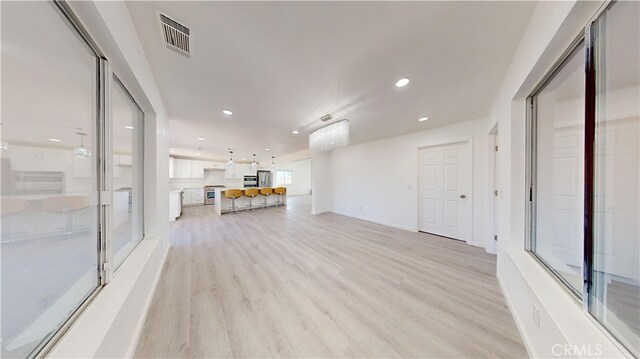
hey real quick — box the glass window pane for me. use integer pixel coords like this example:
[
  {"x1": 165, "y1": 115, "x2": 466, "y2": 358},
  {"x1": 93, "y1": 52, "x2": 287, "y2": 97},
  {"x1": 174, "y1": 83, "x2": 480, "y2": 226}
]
[
  {"x1": 591, "y1": 1, "x2": 640, "y2": 355},
  {"x1": 111, "y1": 77, "x2": 144, "y2": 271},
  {"x1": 532, "y1": 43, "x2": 585, "y2": 295},
  {"x1": 1, "y1": 2, "x2": 100, "y2": 357}
]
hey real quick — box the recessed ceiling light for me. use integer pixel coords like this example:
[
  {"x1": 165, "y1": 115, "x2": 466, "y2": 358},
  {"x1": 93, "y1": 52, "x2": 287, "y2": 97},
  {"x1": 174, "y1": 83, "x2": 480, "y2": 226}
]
[
  {"x1": 197, "y1": 137, "x2": 205, "y2": 141},
  {"x1": 222, "y1": 109, "x2": 233, "y2": 116},
  {"x1": 48, "y1": 138, "x2": 61, "y2": 142},
  {"x1": 242, "y1": 157, "x2": 247, "y2": 160},
  {"x1": 124, "y1": 126, "x2": 133, "y2": 130},
  {"x1": 418, "y1": 117, "x2": 429, "y2": 122},
  {"x1": 292, "y1": 130, "x2": 299, "y2": 134},
  {"x1": 265, "y1": 148, "x2": 270, "y2": 151},
  {"x1": 170, "y1": 150, "x2": 174, "y2": 153},
  {"x1": 195, "y1": 153, "x2": 201, "y2": 156},
  {"x1": 395, "y1": 78, "x2": 410, "y2": 88}
]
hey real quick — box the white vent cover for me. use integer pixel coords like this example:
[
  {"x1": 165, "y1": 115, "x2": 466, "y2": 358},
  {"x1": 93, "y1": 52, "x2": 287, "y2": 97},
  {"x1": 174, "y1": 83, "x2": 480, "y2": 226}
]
[{"x1": 159, "y1": 13, "x2": 190, "y2": 56}]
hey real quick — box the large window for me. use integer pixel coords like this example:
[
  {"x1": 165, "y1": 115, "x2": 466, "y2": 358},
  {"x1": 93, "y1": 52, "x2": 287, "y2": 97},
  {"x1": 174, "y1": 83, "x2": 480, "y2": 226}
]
[
  {"x1": 1, "y1": 2, "x2": 146, "y2": 357},
  {"x1": 528, "y1": 1, "x2": 639, "y2": 356},
  {"x1": 1, "y1": 2, "x2": 100, "y2": 357},
  {"x1": 276, "y1": 170, "x2": 293, "y2": 185},
  {"x1": 111, "y1": 77, "x2": 144, "y2": 271}
]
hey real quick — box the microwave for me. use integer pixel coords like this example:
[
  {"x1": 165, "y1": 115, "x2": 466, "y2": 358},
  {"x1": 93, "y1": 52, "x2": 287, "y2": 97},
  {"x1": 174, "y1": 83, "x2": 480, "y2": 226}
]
[{"x1": 243, "y1": 175, "x2": 257, "y2": 187}]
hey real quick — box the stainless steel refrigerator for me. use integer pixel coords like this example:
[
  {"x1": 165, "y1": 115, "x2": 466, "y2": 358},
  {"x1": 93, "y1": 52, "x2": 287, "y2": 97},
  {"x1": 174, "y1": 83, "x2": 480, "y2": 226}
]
[{"x1": 257, "y1": 170, "x2": 272, "y2": 187}]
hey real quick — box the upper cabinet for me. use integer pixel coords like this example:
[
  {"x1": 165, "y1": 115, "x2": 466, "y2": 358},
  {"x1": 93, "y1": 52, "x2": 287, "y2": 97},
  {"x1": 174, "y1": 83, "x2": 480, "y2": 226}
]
[
  {"x1": 191, "y1": 160, "x2": 204, "y2": 178},
  {"x1": 171, "y1": 158, "x2": 204, "y2": 179},
  {"x1": 224, "y1": 164, "x2": 242, "y2": 179}
]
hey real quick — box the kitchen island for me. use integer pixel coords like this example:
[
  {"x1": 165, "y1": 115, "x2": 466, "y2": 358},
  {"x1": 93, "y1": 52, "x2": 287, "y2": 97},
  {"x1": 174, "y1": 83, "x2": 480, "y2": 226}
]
[{"x1": 214, "y1": 187, "x2": 286, "y2": 215}]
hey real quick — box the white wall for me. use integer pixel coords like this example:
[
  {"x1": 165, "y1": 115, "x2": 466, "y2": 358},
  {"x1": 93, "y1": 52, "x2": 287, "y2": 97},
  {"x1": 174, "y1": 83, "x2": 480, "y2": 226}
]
[
  {"x1": 329, "y1": 118, "x2": 491, "y2": 249},
  {"x1": 48, "y1": 2, "x2": 170, "y2": 358},
  {"x1": 485, "y1": 0, "x2": 631, "y2": 357},
  {"x1": 311, "y1": 151, "x2": 332, "y2": 215},
  {"x1": 274, "y1": 159, "x2": 311, "y2": 196}
]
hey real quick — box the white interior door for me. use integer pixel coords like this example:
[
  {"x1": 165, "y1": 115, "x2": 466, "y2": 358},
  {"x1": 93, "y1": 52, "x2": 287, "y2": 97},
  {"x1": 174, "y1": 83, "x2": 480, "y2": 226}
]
[{"x1": 418, "y1": 141, "x2": 471, "y2": 241}]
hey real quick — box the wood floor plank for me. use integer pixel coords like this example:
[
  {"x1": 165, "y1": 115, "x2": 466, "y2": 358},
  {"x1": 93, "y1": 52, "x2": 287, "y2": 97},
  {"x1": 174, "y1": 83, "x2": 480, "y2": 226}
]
[{"x1": 134, "y1": 195, "x2": 527, "y2": 358}]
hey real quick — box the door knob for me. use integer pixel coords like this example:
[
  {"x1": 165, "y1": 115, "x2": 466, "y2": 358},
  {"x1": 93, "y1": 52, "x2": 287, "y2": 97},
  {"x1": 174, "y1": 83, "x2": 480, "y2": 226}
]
[{"x1": 460, "y1": 194, "x2": 466, "y2": 199}]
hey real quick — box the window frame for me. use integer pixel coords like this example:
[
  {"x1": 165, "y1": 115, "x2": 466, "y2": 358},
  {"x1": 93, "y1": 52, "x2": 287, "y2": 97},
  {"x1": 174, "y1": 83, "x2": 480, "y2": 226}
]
[
  {"x1": 276, "y1": 170, "x2": 293, "y2": 185},
  {"x1": 525, "y1": 35, "x2": 587, "y2": 300},
  {"x1": 525, "y1": 1, "x2": 638, "y2": 356}
]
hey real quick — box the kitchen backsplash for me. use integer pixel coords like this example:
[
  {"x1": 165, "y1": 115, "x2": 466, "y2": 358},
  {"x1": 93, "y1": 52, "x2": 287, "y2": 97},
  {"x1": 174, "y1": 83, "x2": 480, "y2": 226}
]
[{"x1": 169, "y1": 170, "x2": 242, "y2": 189}]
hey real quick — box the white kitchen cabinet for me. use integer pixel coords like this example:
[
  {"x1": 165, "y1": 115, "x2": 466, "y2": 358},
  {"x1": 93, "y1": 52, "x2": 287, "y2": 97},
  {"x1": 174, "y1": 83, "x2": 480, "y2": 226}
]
[
  {"x1": 118, "y1": 154, "x2": 132, "y2": 166},
  {"x1": 174, "y1": 159, "x2": 192, "y2": 178},
  {"x1": 10, "y1": 146, "x2": 68, "y2": 172},
  {"x1": 169, "y1": 157, "x2": 175, "y2": 178},
  {"x1": 191, "y1": 188, "x2": 204, "y2": 204},
  {"x1": 169, "y1": 191, "x2": 182, "y2": 221},
  {"x1": 72, "y1": 155, "x2": 93, "y2": 178},
  {"x1": 224, "y1": 164, "x2": 242, "y2": 179},
  {"x1": 182, "y1": 188, "x2": 204, "y2": 206},
  {"x1": 242, "y1": 164, "x2": 257, "y2": 176},
  {"x1": 191, "y1": 160, "x2": 204, "y2": 178}
]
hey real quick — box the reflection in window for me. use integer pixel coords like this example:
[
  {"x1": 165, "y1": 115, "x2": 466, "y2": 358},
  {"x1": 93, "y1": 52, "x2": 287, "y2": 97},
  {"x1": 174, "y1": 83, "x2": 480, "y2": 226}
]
[
  {"x1": 1, "y1": 2, "x2": 100, "y2": 357},
  {"x1": 591, "y1": 1, "x2": 640, "y2": 355},
  {"x1": 531, "y1": 42, "x2": 586, "y2": 295},
  {"x1": 111, "y1": 77, "x2": 144, "y2": 272}
]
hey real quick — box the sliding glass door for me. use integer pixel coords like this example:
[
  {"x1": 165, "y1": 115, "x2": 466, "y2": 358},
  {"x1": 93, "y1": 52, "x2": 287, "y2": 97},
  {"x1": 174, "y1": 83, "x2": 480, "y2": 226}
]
[{"x1": 1, "y1": 2, "x2": 101, "y2": 357}]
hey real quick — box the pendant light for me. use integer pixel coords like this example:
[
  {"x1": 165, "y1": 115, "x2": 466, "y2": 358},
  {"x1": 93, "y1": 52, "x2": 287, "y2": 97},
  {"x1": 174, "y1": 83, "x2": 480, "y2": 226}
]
[
  {"x1": 74, "y1": 132, "x2": 91, "y2": 159},
  {"x1": 271, "y1": 156, "x2": 276, "y2": 171},
  {"x1": 251, "y1": 153, "x2": 257, "y2": 168},
  {"x1": 227, "y1": 148, "x2": 234, "y2": 167}
]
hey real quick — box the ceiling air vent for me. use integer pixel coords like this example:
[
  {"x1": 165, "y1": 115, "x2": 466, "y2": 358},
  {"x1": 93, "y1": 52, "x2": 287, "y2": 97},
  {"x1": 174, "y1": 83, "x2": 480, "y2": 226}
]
[{"x1": 159, "y1": 13, "x2": 190, "y2": 57}]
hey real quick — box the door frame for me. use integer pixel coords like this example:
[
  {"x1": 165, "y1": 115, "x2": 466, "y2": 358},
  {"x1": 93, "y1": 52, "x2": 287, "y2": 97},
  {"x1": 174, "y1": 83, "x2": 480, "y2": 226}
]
[{"x1": 417, "y1": 138, "x2": 473, "y2": 243}]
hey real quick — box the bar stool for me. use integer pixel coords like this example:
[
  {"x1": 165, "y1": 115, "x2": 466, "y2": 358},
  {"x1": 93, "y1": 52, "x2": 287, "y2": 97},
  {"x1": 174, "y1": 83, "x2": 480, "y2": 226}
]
[
  {"x1": 259, "y1": 187, "x2": 273, "y2": 208},
  {"x1": 273, "y1": 187, "x2": 286, "y2": 207},
  {"x1": 244, "y1": 188, "x2": 259, "y2": 211},
  {"x1": 224, "y1": 189, "x2": 243, "y2": 214}
]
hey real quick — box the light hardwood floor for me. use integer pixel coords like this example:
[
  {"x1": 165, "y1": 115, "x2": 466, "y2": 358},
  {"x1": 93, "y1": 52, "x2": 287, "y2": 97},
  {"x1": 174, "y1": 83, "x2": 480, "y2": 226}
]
[{"x1": 134, "y1": 195, "x2": 527, "y2": 358}]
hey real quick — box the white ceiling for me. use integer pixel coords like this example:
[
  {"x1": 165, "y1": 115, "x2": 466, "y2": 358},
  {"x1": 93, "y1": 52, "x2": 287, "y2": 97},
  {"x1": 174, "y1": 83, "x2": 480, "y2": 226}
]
[{"x1": 126, "y1": 1, "x2": 535, "y2": 162}]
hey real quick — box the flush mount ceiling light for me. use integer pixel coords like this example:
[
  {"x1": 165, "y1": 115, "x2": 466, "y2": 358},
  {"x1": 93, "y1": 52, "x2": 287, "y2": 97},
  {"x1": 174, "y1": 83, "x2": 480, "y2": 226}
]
[
  {"x1": 418, "y1": 117, "x2": 429, "y2": 122},
  {"x1": 74, "y1": 132, "x2": 91, "y2": 159},
  {"x1": 395, "y1": 78, "x2": 410, "y2": 88},
  {"x1": 195, "y1": 153, "x2": 201, "y2": 156},
  {"x1": 251, "y1": 153, "x2": 258, "y2": 168},
  {"x1": 265, "y1": 148, "x2": 270, "y2": 151},
  {"x1": 309, "y1": 118, "x2": 349, "y2": 154},
  {"x1": 242, "y1": 157, "x2": 247, "y2": 160},
  {"x1": 124, "y1": 126, "x2": 134, "y2": 130},
  {"x1": 292, "y1": 130, "x2": 299, "y2": 134},
  {"x1": 197, "y1": 137, "x2": 205, "y2": 141},
  {"x1": 222, "y1": 109, "x2": 233, "y2": 116},
  {"x1": 48, "y1": 138, "x2": 61, "y2": 142}
]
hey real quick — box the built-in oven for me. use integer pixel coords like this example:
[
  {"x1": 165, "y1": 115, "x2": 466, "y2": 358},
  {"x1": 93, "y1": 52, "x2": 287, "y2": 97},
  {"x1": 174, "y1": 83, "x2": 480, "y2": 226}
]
[
  {"x1": 243, "y1": 175, "x2": 257, "y2": 187},
  {"x1": 204, "y1": 185, "x2": 224, "y2": 205}
]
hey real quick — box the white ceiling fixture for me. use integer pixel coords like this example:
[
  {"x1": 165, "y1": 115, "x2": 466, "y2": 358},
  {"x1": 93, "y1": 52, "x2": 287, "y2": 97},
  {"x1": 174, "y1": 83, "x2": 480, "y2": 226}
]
[
  {"x1": 159, "y1": 12, "x2": 191, "y2": 57},
  {"x1": 197, "y1": 137, "x2": 205, "y2": 141},
  {"x1": 195, "y1": 153, "x2": 201, "y2": 156},
  {"x1": 309, "y1": 119, "x2": 349, "y2": 154},
  {"x1": 395, "y1": 78, "x2": 410, "y2": 88},
  {"x1": 265, "y1": 148, "x2": 270, "y2": 151},
  {"x1": 124, "y1": 126, "x2": 134, "y2": 130},
  {"x1": 48, "y1": 138, "x2": 61, "y2": 142},
  {"x1": 292, "y1": 130, "x2": 299, "y2": 134},
  {"x1": 251, "y1": 153, "x2": 258, "y2": 168},
  {"x1": 271, "y1": 156, "x2": 276, "y2": 170},
  {"x1": 222, "y1": 109, "x2": 233, "y2": 116},
  {"x1": 74, "y1": 132, "x2": 90, "y2": 159},
  {"x1": 418, "y1": 117, "x2": 429, "y2": 122}
]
